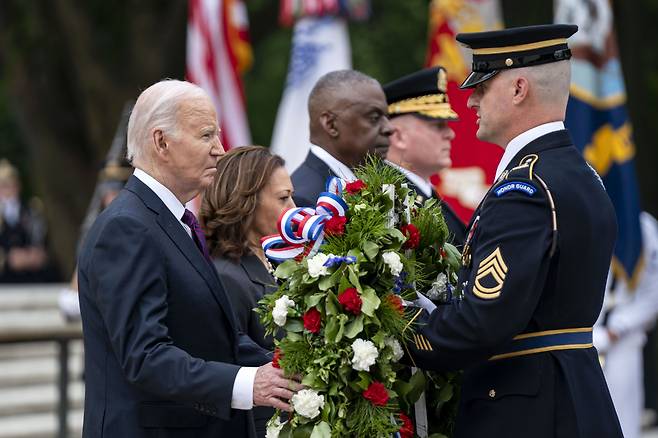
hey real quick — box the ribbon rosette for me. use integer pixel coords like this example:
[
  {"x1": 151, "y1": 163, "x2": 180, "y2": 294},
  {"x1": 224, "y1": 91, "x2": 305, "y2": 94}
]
[{"x1": 262, "y1": 177, "x2": 349, "y2": 262}]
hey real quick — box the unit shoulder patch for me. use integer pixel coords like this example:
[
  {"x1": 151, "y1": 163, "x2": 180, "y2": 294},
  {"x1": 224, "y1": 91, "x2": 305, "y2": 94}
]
[
  {"x1": 473, "y1": 246, "x2": 508, "y2": 300},
  {"x1": 494, "y1": 180, "x2": 537, "y2": 197}
]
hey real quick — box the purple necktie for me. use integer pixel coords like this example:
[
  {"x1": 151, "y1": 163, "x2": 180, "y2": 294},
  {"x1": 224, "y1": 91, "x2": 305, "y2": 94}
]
[{"x1": 181, "y1": 209, "x2": 212, "y2": 263}]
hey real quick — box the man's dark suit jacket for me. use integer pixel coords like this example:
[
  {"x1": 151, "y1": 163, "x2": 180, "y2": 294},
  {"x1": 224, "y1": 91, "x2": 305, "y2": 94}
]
[
  {"x1": 291, "y1": 151, "x2": 334, "y2": 208},
  {"x1": 404, "y1": 178, "x2": 467, "y2": 247},
  {"x1": 214, "y1": 254, "x2": 278, "y2": 438},
  {"x1": 78, "y1": 176, "x2": 269, "y2": 438}
]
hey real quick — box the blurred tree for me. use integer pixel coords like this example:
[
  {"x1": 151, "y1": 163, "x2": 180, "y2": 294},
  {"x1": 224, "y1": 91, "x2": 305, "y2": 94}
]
[{"x1": 0, "y1": 0, "x2": 187, "y2": 276}]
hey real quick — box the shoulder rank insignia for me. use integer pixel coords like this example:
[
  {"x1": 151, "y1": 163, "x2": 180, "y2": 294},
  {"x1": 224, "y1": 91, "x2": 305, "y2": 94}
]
[
  {"x1": 473, "y1": 247, "x2": 508, "y2": 299},
  {"x1": 413, "y1": 333, "x2": 434, "y2": 351},
  {"x1": 494, "y1": 181, "x2": 537, "y2": 197}
]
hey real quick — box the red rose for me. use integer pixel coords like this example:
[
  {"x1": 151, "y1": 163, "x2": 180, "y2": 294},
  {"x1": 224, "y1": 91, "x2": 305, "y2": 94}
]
[
  {"x1": 400, "y1": 223, "x2": 421, "y2": 250},
  {"x1": 345, "y1": 179, "x2": 367, "y2": 194},
  {"x1": 272, "y1": 348, "x2": 282, "y2": 369},
  {"x1": 303, "y1": 307, "x2": 322, "y2": 333},
  {"x1": 363, "y1": 381, "x2": 389, "y2": 406},
  {"x1": 440, "y1": 248, "x2": 447, "y2": 258},
  {"x1": 338, "y1": 287, "x2": 362, "y2": 315},
  {"x1": 398, "y1": 412, "x2": 414, "y2": 438},
  {"x1": 324, "y1": 215, "x2": 347, "y2": 236},
  {"x1": 386, "y1": 294, "x2": 404, "y2": 315}
]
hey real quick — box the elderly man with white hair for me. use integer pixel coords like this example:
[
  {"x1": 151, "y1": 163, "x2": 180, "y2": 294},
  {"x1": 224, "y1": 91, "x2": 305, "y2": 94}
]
[{"x1": 78, "y1": 79, "x2": 301, "y2": 438}]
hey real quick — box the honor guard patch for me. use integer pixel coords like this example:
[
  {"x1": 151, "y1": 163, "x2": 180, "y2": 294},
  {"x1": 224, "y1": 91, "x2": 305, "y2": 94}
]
[
  {"x1": 494, "y1": 181, "x2": 537, "y2": 197},
  {"x1": 413, "y1": 333, "x2": 434, "y2": 351},
  {"x1": 473, "y1": 247, "x2": 508, "y2": 299}
]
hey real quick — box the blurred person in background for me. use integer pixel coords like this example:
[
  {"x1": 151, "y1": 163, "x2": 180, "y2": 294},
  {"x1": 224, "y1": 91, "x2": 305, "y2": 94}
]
[
  {"x1": 0, "y1": 159, "x2": 54, "y2": 283},
  {"x1": 384, "y1": 66, "x2": 467, "y2": 246},
  {"x1": 291, "y1": 69, "x2": 393, "y2": 207},
  {"x1": 59, "y1": 157, "x2": 133, "y2": 320},
  {"x1": 200, "y1": 145, "x2": 294, "y2": 438},
  {"x1": 594, "y1": 211, "x2": 658, "y2": 438}
]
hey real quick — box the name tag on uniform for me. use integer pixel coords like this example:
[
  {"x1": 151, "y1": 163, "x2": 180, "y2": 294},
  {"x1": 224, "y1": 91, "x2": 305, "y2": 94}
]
[{"x1": 494, "y1": 181, "x2": 537, "y2": 197}]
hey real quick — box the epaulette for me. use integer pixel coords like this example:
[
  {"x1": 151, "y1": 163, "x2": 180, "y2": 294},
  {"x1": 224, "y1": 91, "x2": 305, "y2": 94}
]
[{"x1": 496, "y1": 154, "x2": 559, "y2": 257}]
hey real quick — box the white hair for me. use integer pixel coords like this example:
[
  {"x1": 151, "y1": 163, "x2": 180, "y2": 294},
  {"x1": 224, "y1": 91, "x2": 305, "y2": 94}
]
[{"x1": 126, "y1": 79, "x2": 209, "y2": 164}]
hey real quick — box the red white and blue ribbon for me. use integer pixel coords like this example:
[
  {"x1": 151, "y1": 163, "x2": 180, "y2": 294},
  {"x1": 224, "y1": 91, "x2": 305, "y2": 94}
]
[{"x1": 261, "y1": 177, "x2": 348, "y2": 262}]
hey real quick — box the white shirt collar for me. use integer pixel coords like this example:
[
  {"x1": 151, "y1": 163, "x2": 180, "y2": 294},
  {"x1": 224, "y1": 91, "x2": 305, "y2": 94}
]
[
  {"x1": 133, "y1": 168, "x2": 189, "y2": 234},
  {"x1": 495, "y1": 121, "x2": 565, "y2": 180},
  {"x1": 386, "y1": 161, "x2": 432, "y2": 198},
  {"x1": 309, "y1": 145, "x2": 357, "y2": 182}
]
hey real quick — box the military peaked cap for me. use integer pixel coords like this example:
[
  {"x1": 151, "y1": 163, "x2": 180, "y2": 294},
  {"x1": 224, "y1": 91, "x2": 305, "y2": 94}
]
[
  {"x1": 384, "y1": 66, "x2": 458, "y2": 120},
  {"x1": 456, "y1": 24, "x2": 578, "y2": 89}
]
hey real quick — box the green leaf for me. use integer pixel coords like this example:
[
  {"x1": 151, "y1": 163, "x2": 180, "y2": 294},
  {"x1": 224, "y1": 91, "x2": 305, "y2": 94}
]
[
  {"x1": 437, "y1": 382, "x2": 454, "y2": 402},
  {"x1": 310, "y1": 421, "x2": 331, "y2": 438},
  {"x1": 319, "y1": 268, "x2": 341, "y2": 291},
  {"x1": 302, "y1": 371, "x2": 319, "y2": 387},
  {"x1": 407, "y1": 370, "x2": 427, "y2": 404},
  {"x1": 344, "y1": 315, "x2": 364, "y2": 338},
  {"x1": 387, "y1": 228, "x2": 406, "y2": 244},
  {"x1": 360, "y1": 287, "x2": 381, "y2": 317},
  {"x1": 334, "y1": 314, "x2": 348, "y2": 343},
  {"x1": 347, "y1": 266, "x2": 361, "y2": 289},
  {"x1": 444, "y1": 242, "x2": 462, "y2": 269},
  {"x1": 324, "y1": 317, "x2": 339, "y2": 343},
  {"x1": 286, "y1": 331, "x2": 303, "y2": 342},
  {"x1": 362, "y1": 241, "x2": 379, "y2": 260},
  {"x1": 325, "y1": 292, "x2": 339, "y2": 316},
  {"x1": 279, "y1": 421, "x2": 293, "y2": 438},
  {"x1": 275, "y1": 260, "x2": 298, "y2": 279},
  {"x1": 305, "y1": 293, "x2": 325, "y2": 308},
  {"x1": 292, "y1": 423, "x2": 314, "y2": 438},
  {"x1": 285, "y1": 319, "x2": 304, "y2": 333}
]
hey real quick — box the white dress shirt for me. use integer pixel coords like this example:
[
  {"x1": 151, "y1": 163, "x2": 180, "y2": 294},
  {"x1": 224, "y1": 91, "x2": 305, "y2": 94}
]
[
  {"x1": 495, "y1": 121, "x2": 565, "y2": 180},
  {"x1": 309, "y1": 145, "x2": 357, "y2": 182},
  {"x1": 386, "y1": 161, "x2": 432, "y2": 198},
  {"x1": 133, "y1": 169, "x2": 257, "y2": 410}
]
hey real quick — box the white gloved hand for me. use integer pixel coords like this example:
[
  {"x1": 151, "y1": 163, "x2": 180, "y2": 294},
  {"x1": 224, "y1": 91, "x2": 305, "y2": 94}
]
[
  {"x1": 58, "y1": 288, "x2": 81, "y2": 321},
  {"x1": 412, "y1": 291, "x2": 437, "y2": 314}
]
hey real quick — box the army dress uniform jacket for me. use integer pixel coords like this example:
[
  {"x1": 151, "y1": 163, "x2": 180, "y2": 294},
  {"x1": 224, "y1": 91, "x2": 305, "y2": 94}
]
[{"x1": 406, "y1": 130, "x2": 623, "y2": 437}]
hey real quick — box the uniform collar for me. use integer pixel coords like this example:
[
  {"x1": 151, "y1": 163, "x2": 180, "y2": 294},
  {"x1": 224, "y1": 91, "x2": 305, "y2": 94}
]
[
  {"x1": 309, "y1": 145, "x2": 357, "y2": 182},
  {"x1": 386, "y1": 161, "x2": 432, "y2": 198},
  {"x1": 495, "y1": 121, "x2": 565, "y2": 180}
]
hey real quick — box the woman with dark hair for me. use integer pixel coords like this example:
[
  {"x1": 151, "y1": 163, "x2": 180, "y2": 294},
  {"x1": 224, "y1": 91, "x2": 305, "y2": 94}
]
[{"x1": 200, "y1": 145, "x2": 294, "y2": 438}]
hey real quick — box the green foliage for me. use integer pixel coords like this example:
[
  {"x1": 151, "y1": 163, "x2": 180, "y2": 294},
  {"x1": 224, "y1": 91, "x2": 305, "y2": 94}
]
[{"x1": 346, "y1": 396, "x2": 399, "y2": 438}]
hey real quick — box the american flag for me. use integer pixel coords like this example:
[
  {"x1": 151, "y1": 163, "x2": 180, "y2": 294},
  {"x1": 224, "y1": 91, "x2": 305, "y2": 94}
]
[{"x1": 186, "y1": 0, "x2": 252, "y2": 150}]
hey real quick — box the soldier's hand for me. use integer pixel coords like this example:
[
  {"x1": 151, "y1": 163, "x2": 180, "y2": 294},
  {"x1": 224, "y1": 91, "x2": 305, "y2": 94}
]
[{"x1": 253, "y1": 363, "x2": 303, "y2": 411}]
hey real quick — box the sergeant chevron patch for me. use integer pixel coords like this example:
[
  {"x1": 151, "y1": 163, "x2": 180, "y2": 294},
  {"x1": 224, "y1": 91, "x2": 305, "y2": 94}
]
[
  {"x1": 413, "y1": 334, "x2": 433, "y2": 351},
  {"x1": 473, "y1": 247, "x2": 508, "y2": 299}
]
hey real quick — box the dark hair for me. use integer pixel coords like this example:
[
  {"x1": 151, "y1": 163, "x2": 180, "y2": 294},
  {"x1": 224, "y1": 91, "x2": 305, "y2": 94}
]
[{"x1": 200, "y1": 146, "x2": 285, "y2": 261}]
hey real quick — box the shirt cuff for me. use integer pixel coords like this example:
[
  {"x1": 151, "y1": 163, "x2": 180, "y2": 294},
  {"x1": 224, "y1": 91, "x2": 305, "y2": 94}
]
[{"x1": 231, "y1": 366, "x2": 258, "y2": 410}]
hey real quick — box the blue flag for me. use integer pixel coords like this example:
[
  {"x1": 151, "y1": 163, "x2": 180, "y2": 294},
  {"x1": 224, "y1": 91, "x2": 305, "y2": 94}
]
[{"x1": 557, "y1": 1, "x2": 643, "y2": 287}]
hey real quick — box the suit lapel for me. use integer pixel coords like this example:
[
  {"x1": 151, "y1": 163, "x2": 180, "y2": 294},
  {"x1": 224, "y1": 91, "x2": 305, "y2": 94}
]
[{"x1": 125, "y1": 176, "x2": 238, "y2": 332}]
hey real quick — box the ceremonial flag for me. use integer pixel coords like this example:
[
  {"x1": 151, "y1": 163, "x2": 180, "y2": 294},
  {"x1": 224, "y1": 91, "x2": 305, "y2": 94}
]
[
  {"x1": 425, "y1": 0, "x2": 504, "y2": 224},
  {"x1": 186, "y1": 0, "x2": 252, "y2": 150},
  {"x1": 556, "y1": 0, "x2": 644, "y2": 287},
  {"x1": 271, "y1": 0, "x2": 370, "y2": 173}
]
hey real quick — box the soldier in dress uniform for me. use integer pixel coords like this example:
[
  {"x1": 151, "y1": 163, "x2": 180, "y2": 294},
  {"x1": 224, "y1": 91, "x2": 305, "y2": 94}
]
[
  {"x1": 383, "y1": 66, "x2": 466, "y2": 246},
  {"x1": 405, "y1": 24, "x2": 623, "y2": 437}
]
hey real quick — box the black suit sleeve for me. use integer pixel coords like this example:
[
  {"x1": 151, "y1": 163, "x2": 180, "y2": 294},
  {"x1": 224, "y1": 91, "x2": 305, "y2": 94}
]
[
  {"x1": 88, "y1": 215, "x2": 240, "y2": 420},
  {"x1": 408, "y1": 177, "x2": 553, "y2": 370}
]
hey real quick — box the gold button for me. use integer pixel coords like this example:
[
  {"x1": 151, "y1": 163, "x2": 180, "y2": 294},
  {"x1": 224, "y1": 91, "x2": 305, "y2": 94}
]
[
  {"x1": 505, "y1": 58, "x2": 513, "y2": 67},
  {"x1": 488, "y1": 389, "x2": 496, "y2": 398}
]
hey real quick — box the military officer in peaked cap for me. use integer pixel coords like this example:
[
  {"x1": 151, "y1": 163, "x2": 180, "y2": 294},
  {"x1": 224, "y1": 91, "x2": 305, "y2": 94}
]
[
  {"x1": 384, "y1": 67, "x2": 467, "y2": 246},
  {"x1": 405, "y1": 24, "x2": 623, "y2": 437}
]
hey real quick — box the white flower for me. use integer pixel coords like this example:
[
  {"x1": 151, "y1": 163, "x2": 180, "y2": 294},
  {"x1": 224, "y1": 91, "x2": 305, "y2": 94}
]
[
  {"x1": 265, "y1": 417, "x2": 285, "y2": 438},
  {"x1": 291, "y1": 389, "x2": 325, "y2": 419},
  {"x1": 272, "y1": 295, "x2": 295, "y2": 327},
  {"x1": 385, "y1": 337, "x2": 404, "y2": 362},
  {"x1": 426, "y1": 272, "x2": 448, "y2": 301},
  {"x1": 307, "y1": 252, "x2": 331, "y2": 278},
  {"x1": 382, "y1": 251, "x2": 403, "y2": 277},
  {"x1": 351, "y1": 338, "x2": 379, "y2": 371}
]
